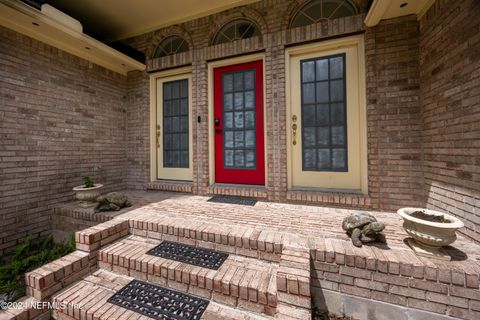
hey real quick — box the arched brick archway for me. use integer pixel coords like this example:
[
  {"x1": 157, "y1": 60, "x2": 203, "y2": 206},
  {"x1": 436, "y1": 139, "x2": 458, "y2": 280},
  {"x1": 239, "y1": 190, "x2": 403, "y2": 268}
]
[
  {"x1": 208, "y1": 7, "x2": 268, "y2": 45},
  {"x1": 280, "y1": 0, "x2": 368, "y2": 31},
  {"x1": 146, "y1": 25, "x2": 193, "y2": 59}
]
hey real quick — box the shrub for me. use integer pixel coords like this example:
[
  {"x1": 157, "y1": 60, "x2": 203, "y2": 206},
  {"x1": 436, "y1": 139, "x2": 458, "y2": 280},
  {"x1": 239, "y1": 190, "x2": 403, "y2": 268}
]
[
  {"x1": 0, "y1": 234, "x2": 76, "y2": 304},
  {"x1": 83, "y1": 176, "x2": 94, "y2": 188}
]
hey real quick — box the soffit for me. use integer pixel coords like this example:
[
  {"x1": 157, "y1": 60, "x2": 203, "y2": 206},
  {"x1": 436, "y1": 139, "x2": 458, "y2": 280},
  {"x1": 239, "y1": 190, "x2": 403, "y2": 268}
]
[
  {"x1": 365, "y1": 0, "x2": 435, "y2": 27},
  {"x1": 49, "y1": 0, "x2": 260, "y2": 41}
]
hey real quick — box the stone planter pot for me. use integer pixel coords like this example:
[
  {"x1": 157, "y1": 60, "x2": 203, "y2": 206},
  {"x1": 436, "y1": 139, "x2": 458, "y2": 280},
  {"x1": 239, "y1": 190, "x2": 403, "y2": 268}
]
[
  {"x1": 72, "y1": 184, "x2": 104, "y2": 202},
  {"x1": 397, "y1": 207, "x2": 464, "y2": 260}
]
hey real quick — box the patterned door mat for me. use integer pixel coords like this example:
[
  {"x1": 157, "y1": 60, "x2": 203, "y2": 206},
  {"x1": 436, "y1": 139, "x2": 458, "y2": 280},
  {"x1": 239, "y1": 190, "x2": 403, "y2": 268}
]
[
  {"x1": 207, "y1": 195, "x2": 257, "y2": 206},
  {"x1": 147, "y1": 241, "x2": 229, "y2": 270},
  {"x1": 108, "y1": 280, "x2": 209, "y2": 320}
]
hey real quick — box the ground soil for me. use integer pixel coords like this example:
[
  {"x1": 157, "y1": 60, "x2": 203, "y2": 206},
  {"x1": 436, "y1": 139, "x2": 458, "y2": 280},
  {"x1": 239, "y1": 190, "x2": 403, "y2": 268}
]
[
  {"x1": 410, "y1": 210, "x2": 451, "y2": 223},
  {"x1": 313, "y1": 309, "x2": 354, "y2": 320}
]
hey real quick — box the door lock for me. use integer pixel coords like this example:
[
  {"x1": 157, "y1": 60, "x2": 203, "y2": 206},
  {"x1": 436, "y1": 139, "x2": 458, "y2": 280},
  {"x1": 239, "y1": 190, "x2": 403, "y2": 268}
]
[{"x1": 214, "y1": 118, "x2": 222, "y2": 134}]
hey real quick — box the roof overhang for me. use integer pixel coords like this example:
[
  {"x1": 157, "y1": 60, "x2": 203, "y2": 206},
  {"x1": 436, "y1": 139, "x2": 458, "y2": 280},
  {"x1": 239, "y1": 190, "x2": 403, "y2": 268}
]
[
  {"x1": 365, "y1": 0, "x2": 435, "y2": 27},
  {"x1": 0, "y1": 0, "x2": 145, "y2": 75},
  {"x1": 48, "y1": 0, "x2": 261, "y2": 42}
]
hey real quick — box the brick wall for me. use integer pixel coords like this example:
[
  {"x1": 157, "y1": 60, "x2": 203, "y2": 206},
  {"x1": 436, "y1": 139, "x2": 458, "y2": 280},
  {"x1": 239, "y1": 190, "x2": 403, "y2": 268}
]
[
  {"x1": 126, "y1": 71, "x2": 150, "y2": 190},
  {"x1": 311, "y1": 238, "x2": 480, "y2": 319},
  {"x1": 419, "y1": 0, "x2": 480, "y2": 243},
  {"x1": 365, "y1": 15, "x2": 425, "y2": 210},
  {"x1": 0, "y1": 27, "x2": 128, "y2": 254},
  {"x1": 121, "y1": 0, "x2": 426, "y2": 211}
]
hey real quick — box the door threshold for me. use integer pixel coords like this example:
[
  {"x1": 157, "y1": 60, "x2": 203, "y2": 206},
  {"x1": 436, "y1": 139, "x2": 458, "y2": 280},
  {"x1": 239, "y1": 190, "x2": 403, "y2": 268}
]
[
  {"x1": 207, "y1": 183, "x2": 268, "y2": 199},
  {"x1": 211, "y1": 183, "x2": 266, "y2": 189}
]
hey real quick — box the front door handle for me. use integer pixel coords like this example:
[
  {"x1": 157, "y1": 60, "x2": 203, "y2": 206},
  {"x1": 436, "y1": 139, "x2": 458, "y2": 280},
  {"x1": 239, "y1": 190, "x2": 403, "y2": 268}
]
[
  {"x1": 214, "y1": 118, "x2": 221, "y2": 126},
  {"x1": 291, "y1": 115, "x2": 297, "y2": 146},
  {"x1": 156, "y1": 124, "x2": 161, "y2": 148}
]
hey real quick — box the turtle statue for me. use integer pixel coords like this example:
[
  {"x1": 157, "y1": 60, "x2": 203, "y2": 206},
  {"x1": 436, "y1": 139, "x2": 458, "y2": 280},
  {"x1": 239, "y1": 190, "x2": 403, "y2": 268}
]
[
  {"x1": 94, "y1": 192, "x2": 132, "y2": 213},
  {"x1": 342, "y1": 211, "x2": 386, "y2": 247}
]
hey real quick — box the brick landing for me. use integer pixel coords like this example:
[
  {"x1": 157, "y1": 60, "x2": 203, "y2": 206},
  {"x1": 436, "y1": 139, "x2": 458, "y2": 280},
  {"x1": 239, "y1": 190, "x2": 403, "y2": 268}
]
[{"x1": 56, "y1": 190, "x2": 480, "y2": 255}]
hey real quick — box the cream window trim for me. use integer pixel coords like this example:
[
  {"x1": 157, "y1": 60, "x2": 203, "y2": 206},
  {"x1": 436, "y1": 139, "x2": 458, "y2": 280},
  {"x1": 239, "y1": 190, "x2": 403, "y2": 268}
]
[
  {"x1": 285, "y1": 35, "x2": 368, "y2": 194},
  {"x1": 207, "y1": 53, "x2": 267, "y2": 186},
  {"x1": 149, "y1": 67, "x2": 193, "y2": 182}
]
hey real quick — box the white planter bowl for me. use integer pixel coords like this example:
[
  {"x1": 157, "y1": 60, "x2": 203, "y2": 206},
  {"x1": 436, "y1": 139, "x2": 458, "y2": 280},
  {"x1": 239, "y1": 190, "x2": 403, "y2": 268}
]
[
  {"x1": 72, "y1": 184, "x2": 104, "y2": 202},
  {"x1": 397, "y1": 208, "x2": 464, "y2": 247}
]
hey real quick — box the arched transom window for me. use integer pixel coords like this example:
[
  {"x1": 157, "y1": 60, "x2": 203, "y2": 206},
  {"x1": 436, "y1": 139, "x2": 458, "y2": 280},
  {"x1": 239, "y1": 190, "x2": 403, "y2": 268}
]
[
  {"x1": 290, "y1": 0, "x2": 357, "y2": 28},
  {"x1": 212, "y1": 19, "x2": 261, "y2": 45},
  {"x1": 154, "y1": 35, "x2": 189, "y2": 58}
]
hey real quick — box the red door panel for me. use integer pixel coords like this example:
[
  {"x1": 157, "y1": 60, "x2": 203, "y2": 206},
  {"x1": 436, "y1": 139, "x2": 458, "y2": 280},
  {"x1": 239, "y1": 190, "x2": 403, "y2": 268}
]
[{"x1": 214, "y1": 60, "x2": 265, "y2": 185}]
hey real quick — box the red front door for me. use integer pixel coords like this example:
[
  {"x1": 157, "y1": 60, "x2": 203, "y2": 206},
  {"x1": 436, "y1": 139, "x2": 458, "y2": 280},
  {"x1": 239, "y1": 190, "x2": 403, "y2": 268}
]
[{"x1": 214, "y1": 60, "x2": 265, "y2": 185}]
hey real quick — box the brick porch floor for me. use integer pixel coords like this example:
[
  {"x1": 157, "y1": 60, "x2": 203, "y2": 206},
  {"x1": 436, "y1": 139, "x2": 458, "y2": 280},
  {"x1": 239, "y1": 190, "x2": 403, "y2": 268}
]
[
  {"x1": 4, "y1": 190, "x2": 480, "y2": 320},
  {"x1": 56, "y1": 190, "x2": 480, "y2": 258}
]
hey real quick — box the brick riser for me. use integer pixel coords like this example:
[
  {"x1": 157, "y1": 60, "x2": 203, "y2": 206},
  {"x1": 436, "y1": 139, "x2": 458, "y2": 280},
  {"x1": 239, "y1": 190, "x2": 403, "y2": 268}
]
[
  {"x1": 127, "y1": 218, "x2": 284, "y2": 263},
  {"x1": 97, "y1": 236, "x2": 278, "y2": 316}
]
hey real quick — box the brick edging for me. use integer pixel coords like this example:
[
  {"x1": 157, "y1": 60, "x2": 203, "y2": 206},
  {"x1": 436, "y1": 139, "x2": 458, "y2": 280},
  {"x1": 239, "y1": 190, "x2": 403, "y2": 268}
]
[
  {"x1": 275, "y1": 246, "x2": 312, "y2": 319},
  {"x1": 24, "y1": 251, "x2": 90, "y2": 301},
  {"x1": 75, "y1": 220, "x2": 129, "y2": 252},
  {"x1": 312, "y1": 238, "x2": 480, "y2": 318},
  {"x1": 313, "y1": 238, "x2": 480, "y2": 288}
]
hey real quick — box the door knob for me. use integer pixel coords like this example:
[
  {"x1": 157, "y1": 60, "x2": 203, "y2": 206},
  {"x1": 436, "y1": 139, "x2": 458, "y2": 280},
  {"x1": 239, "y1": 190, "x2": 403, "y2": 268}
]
[{"x1": 214, "y1": 118, "x2": 220, "y2": 126}]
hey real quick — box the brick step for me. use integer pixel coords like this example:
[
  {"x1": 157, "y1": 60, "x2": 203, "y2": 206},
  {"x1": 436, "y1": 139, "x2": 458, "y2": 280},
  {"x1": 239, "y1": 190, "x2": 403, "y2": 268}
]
[
  {"x1": 126, "y1": 215, "x2": 286, "y2": 263},
  {"x1": 51, "y1": 269, "x2": 272, "y2": 320},
  {"x1": 98, "y1": 235, "x2": 278, "y2": 316},
  {"x1": 0, "y1": 296, "x2": 51, "y2": 320}
]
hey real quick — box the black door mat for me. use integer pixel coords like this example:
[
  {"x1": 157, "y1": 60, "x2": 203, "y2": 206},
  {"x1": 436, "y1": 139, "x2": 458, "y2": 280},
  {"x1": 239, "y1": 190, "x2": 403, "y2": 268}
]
[
  {"x1": 207, "y1": 195, "x2": 257, "y2": 206},
  {"x1": 107, "y1": 279, "x2": 209, "y2": 320},
  {"x1": 147, "y1": 241, "x2": 229, "y2": 270}
]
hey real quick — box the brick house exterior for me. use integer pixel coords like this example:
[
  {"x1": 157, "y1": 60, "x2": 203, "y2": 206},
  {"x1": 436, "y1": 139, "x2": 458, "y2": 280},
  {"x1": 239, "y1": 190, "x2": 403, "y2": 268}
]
[{"x1": 1, "y1": 0, "x2": 479, "y2": 256}]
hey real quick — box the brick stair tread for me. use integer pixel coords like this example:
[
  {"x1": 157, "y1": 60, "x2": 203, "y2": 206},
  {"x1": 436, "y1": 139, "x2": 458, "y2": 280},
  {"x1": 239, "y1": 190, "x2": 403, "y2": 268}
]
[
  {"x1": 98, "y1": 236, "x2": 278, "y2": 309},
  {"x1": 51, "y1": 269, "x2": 272, "y2": 320}
]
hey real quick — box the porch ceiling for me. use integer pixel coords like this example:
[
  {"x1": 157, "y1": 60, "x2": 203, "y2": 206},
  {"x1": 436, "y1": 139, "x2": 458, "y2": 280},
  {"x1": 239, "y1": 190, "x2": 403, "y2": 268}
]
[{"x1": 49, "y1": 0, "x2": 260, "y2": 41}]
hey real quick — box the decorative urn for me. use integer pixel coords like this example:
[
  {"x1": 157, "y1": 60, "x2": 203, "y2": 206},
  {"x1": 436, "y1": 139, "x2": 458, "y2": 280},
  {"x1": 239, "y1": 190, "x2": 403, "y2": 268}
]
[
  {"x1": 397, "y1": 207, "x2": 464, "y2": 260},
  {"x1": 72, "y1": 184, "x2": 104, "y2": 202}
]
